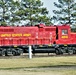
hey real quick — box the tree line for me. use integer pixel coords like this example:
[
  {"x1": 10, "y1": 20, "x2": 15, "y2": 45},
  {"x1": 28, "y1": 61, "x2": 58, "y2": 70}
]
[{"x1": 0, "y1": 0, "x2": 76, "y2": 27}]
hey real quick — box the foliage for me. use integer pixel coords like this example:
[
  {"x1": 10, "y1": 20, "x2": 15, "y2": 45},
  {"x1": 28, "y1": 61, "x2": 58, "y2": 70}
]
[
  {"x1": 15, "y1": 0, "x2": 52, "y2": 25},
  {"x1": 0, "y1": 0, "x2": 52, "y2": 26},
  {"x1": 52, "y1": 0, "x2": 76, "y2": 26},
  {"x1": 71, "y1": 27, "x2": 76, "y2": 32},
  {"x1": 0, "y1": 0, "x2": 20, "y2": 26}
]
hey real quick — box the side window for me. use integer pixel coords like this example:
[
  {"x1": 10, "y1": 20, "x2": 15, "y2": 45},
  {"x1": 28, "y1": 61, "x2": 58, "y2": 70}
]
[{"x1": 62, "y1": 30, "x2": 68, "y2": 35}]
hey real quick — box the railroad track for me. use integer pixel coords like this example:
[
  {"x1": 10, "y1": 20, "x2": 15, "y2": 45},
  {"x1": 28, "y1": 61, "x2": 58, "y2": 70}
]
[{"x1": 0, "y1": 53, "x2": 76, "y2": 59}]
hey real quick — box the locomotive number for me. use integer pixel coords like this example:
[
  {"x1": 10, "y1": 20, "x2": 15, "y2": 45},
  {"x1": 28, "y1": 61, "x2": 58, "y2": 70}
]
[{"x1": 62, "y1": 36, "x2": 68, "y2": 39}]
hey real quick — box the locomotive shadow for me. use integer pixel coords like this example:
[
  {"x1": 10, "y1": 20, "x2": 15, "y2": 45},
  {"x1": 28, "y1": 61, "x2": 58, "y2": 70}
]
[{"x1": 0, "y1": 64, "x2": 76, "y2": 70}]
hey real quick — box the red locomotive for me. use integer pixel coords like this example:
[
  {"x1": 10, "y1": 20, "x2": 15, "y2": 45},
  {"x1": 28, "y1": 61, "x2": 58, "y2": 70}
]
[{"x1": 0, "y1": 24, "x2": 76, "y2": 56}]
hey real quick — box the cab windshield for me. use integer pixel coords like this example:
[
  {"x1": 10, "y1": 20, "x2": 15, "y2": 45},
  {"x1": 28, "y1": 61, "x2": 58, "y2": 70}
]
[{"x1": 62, "y1": 30, "x2": 68, "y2": 35}]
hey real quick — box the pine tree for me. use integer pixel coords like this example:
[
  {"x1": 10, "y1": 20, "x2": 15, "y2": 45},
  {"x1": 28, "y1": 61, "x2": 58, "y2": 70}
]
[
  {"x1": 52, "y1": 0, "x2": 76, "y2": 26},
  {"x1": 0, "y1": 0, "x2": 9, "y2": 25},
  {"x1": 15, "y1": 0, "x2": 52, "y2": 25},
  {"x1": 0, "y1": 0, "x2": 19, "y2": 26},
  {"x1": 0, "y1": 0, "x2": 52, "y2": 26}
]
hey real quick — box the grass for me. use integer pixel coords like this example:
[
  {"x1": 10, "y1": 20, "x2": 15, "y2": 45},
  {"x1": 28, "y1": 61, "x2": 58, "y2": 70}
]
[
  {"x1": 0, "y1": 56, "x2": 76, "y2": 69},
  {"x1": 0, "y1": 56, "x2": 76, "y2": 75}
]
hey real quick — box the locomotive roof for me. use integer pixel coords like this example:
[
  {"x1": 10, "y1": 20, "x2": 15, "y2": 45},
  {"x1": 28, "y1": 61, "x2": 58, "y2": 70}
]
[{"x1": 0, "y1": 24, "x2": 70, "y2": 28}]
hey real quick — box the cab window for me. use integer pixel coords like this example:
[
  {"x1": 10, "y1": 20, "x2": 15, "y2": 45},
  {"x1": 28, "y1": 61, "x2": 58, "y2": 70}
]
[{"x1": 62, "y1": 30, "x2": 68, "y2": 35}]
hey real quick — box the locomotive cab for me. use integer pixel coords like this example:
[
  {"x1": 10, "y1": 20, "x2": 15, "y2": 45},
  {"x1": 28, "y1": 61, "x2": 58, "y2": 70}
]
[{"x1": 56, "y1": 24, "x2": 71, "y2": 44}]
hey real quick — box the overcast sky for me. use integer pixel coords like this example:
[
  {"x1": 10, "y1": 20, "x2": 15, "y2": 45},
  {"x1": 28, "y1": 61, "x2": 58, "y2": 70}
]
[
  {"x1": 41, "y1": 0, "x2": 58, "y2": 16},
  {"x1": 41, "y1": 0, "x2": 76, "y2": 17}
]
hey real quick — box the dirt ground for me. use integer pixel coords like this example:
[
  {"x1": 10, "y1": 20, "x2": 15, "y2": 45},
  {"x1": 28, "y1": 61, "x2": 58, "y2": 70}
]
[
  {"x1": 0, "y1": 70, "x2": 61, "y2": 75},
  {"x1": 0, "y1": 69, "x2": 62, "y2": 75},
  {"x1": 0, "y1": 67, "x2": 76, "y2": 75}
]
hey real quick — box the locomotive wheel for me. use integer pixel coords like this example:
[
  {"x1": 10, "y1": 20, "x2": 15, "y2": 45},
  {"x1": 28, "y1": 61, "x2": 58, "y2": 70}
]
[
  {"x1": 12, "y1": 51, "x2": 21, "y2": 56},
  {"x1": 68, "y1": 50, "x2": 73, "y2": 55},
  {"x1": 0, "y1": 51, "x2": 2, "y2": 56},
  {"x1": 1, "y1": 51, "x2": 5, "y2": 56},
  {"x1": 73, "y1": 50, "x2": 76, "y2": 54},
  {"x1": 55, "y1": 50, "x2": 60, "y2": 55},
  {"x1": 17, "y1": 53, "x2": 20, "y2": 56},
  {"x1": 16, "y1": 51, "x2": 20, "y2": 56},
  {"x1": 16, "y1": 49, "x2": 23, "y2": 56},
  {"x1": 12, "y1": 51, "x2": 17, "y2": 56},
  {"x1": 5, "y1": 52, "x2": 8, "y2": 56}
]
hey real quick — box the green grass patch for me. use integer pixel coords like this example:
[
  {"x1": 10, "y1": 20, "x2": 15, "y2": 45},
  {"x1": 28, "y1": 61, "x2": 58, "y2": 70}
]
[
  {"x1": 0, "y1": 56, "x2": 76, "y2": 75},
  {"x1": 0, "y1": 56, "x2": 76, "y2": 70}
]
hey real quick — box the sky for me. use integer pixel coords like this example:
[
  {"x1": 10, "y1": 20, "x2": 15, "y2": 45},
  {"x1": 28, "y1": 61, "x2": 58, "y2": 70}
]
[
  {"x1": 41, "y1": 0, "x2": 76, "y2": 16},
  {"x1": 41, "y1": 0, "x2": 58, "y2": 17}
]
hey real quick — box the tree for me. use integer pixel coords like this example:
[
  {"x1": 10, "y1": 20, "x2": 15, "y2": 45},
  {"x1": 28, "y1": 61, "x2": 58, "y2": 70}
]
[
  {"x1": 0, "y1": 0, "x2": 52, "y2": 26},
  {"x1": 9, "y1": 0, "x2": 21, "y2": 25},
  {"x1": 52, "y1": 0, "x2": 76, "y2": 26},
  {"x1": 0, "y1": 0, "x2": 9, "y2": 25},
  {"x1": 15, "y1": 0, "x2": 52, "y2": 25},
  {"x1": 0, "y1": 0, "x2": 18, "y2": 26}
]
